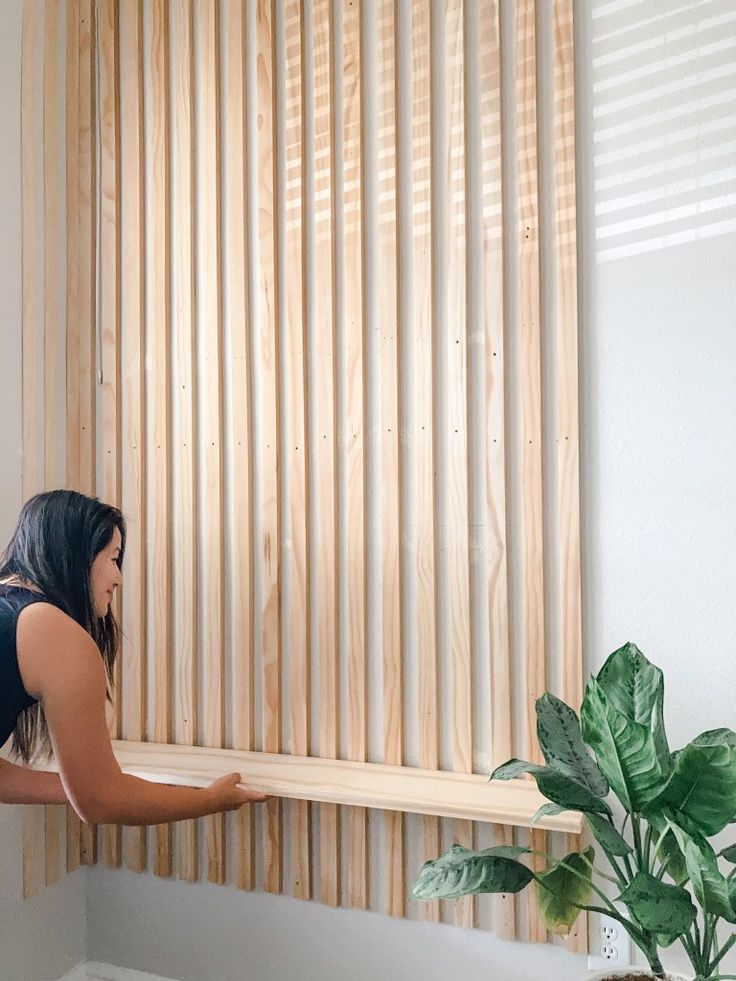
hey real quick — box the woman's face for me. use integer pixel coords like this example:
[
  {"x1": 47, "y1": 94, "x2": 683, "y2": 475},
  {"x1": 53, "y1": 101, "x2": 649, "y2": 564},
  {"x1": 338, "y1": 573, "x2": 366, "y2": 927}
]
[{"x1": 90, "y1": 526, "x2": 123, "y2": 618}]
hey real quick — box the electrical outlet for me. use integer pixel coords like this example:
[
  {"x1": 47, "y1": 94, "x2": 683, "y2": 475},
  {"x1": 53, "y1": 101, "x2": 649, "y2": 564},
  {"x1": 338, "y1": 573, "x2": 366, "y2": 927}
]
[{"x1": 587, "y1": 913, "x2": 631, "y2": 972}]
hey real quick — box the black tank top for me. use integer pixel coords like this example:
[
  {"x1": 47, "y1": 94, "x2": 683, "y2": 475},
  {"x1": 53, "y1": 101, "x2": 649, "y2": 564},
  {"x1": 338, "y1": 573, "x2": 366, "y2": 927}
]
[{"x1": 0, "y1": 584, "x2": 50, "y2": 749}]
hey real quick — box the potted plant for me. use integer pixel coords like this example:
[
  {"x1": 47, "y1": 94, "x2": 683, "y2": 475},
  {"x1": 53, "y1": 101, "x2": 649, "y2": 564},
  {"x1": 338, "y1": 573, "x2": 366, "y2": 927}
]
[{"x1": 411, "y1": 643, "x2": 736, "y2": 981}]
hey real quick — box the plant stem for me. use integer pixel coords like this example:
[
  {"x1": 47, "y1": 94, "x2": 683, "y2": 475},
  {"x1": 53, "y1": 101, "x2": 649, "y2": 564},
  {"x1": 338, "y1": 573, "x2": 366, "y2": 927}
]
[
  {"x1": 709, "y1": 931, "x2": 736, "y2": 974},
  {"x1": 655, "y1": 853, "x2": 672, "y2": 880},
  {"x1": 631, "y1": 815, "x2": 645, "y2": 871},
  {"x1": 602, "y1": 817, "x2": 631, "y2": 889},
  {"x1": 623, "y1": 852, "x2": 635, "y2": 880},
  {"x1": 643, "y1": 826, "x2": 653, "y2": 870},
  {"x1": 704, "y1": 915, "x2": 716, "y2": 967}
]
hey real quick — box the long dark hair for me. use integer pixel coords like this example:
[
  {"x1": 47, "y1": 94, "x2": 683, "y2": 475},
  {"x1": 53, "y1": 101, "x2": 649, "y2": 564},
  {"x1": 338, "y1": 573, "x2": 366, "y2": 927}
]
[{"x1": 0, "y1": 489, "x2": 126, "y2": 764}]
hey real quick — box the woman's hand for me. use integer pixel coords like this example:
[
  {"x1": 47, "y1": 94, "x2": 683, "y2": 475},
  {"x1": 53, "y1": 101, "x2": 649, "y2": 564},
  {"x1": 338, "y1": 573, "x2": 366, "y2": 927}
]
[{"x1": 205, "y1": 771, "x2": 268, "y2": 812}]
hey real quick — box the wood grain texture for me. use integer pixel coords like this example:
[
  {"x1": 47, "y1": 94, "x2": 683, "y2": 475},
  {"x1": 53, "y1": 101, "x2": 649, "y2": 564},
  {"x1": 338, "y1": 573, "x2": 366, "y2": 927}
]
[
  {"x1": 35, "y1": 742, "x2": 583, "y2": 832},
  {"x1": 407, "y1": 0, "x2": 442, "y2": 926},
  {"x1": 375, "y1": 0, "x2": 405, "y2": 920},
  {"x1": 119, "y1": 0, "x2": 147, "y2": 876},
  {"x1": 97, "y1": 0, "x2": 123, "y2": 872},
  {"x1": 552, "y1": 0, "x2": 586, "y2": 955},
  {"x1": 194, "y1": 0, "x2": 226, "y2": 888},
  {"x1": 515, "y1": 0, "x2": 547, "y2": 945},
  {"x1": 170, "y1": 0, "x2": 198, "y2": 885},
  {"x1": 258, "y1": 0, "x2": 283, "y2": 896},
  {"x1": 343, "y1": 0, "x2": 367, "y2": 912},
  {"x1": 223, "y1": 0, "x2": 254, "y2": 893},
  {"x1": 315, "y1": 0, "x2": 339, "y2": 909},
  {"x1": 21, "y1": 0, "x2": 44, "y2": 503},
  {"x1": 149, "y1": 0, "x2": 173, "y2": 880},
  {"x1": 282, "y1": 0, "x2": 311, "y2": 901},
  {"x1": 478, "y1": 0, "x2": 516, "y2": 942}
]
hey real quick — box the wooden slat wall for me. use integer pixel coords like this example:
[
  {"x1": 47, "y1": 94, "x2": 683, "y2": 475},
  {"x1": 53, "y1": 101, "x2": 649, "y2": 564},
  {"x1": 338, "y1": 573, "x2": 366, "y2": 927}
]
[{"x1": 20, "y1": 0, "x2": 584, "y2": 947}]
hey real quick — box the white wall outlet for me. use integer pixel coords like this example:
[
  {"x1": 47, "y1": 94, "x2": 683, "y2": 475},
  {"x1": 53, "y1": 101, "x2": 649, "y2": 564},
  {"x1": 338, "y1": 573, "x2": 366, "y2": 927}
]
[{"x1": 587, "y1": 913, "x2": 631, "y2": 972}]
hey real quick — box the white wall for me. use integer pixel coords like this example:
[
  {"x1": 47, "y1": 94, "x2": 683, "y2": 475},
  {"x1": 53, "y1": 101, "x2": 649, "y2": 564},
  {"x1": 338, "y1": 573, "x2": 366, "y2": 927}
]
[{"x1": 0, "y1": 2, "x2": 87, "y2": 980}]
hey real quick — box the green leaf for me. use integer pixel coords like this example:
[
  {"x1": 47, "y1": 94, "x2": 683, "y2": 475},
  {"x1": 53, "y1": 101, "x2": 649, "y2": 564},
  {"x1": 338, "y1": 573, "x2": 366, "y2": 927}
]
[
  {"x1": 617, "y1": 873, "x2": 696, "y2": 936},
  {"x1": 692, "y1": 727, "x2": 736, "y2": 748},
  {"x1": 667, "y1": 822, "x2": 736, "y2": 923},
  {"x1": 535, "y1": 693, "x2": 609, "y2": 797},
  {"x1": 535, "y1": 848, "x2": 594, "y2": 935},
  {"x1": 596, "y1": 642, "x2": 671, "y2": 771},
  {"x1": 648, "y1": 814, "x2": 688, "y2": 887},
  {"x1": 648, "y1": 733, "x2": 736, "y2": 836},
  {"x1": 581, "y1": 678, "x2": 668, "y2": 811},
  {"x1": 585, "y1": 813, "x2": 633, "y2": 857},
  {"x1": 531, "y1": 803, "x2": 566, "y2": 827},
  {"x1": 719, "y1": 843, "x2": 736, "y2": 863},
  {"x1": 597, "y1": 643, "x2": 663, "y2": 723},
  {"x1": 490, "y1": 759, "x2": 611, "y2": 816},
  {"x1": 411, "y1": 844, "x2": 533, "y2": 901}
]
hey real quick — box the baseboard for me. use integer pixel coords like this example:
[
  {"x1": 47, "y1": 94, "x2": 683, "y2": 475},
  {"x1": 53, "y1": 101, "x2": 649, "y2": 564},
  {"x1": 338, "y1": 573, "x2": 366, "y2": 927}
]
[{"x1": 57, "y1": 964, "x2": 183, "y2": 981}]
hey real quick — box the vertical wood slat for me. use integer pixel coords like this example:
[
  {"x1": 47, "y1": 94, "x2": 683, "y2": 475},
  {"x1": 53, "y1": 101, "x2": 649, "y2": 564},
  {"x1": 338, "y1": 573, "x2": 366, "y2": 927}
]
[
  {"x1": 344, "y1": 0, "x2": 367, "y2": 912},
  {"x1": 315, "y1": 0, "x2": 339, "y2": 910},
  {"x1": 97, "y1": 0, "x2": 122, "y2": 872},
  {"x1": 446, "y1": 0, "x2": 475, "y2": 932},
  {"x1": 290, "y1": 0, "x2": 311, "y2": 902},
  {"x1": 409, "y1": 0, "x2": 442, "y2": 927},
  {"x1": 170, "y1": 0, "x2": 198, "y2": 884},
  {"x1": 257, "y1": 0, "x2": 283, "y2": 897},
  {"x1": 42, "y1": 0, "x2": 66, "y2": 889},
  {"x1": 149, "y1": 0, "x2": 173, "y2": 881},
  {"x1": 77, "y1": 0, "x2": 98, "y2": 870},
  {"x1": 20, "y1": 0, "x2": 46, "y2": 901},
  {"x1": 429, "y1": 0, "x2": 473, "y2": 930},
  {"x1": 194, "y1": 0, "x2": 226, "y2": 886},
  {"x1": 552, "y1": 0, "x2": 586, "y2": 956},
  {"x1": 375, "y1": 0, "x2": 404, "y2": 920},
  {"x1": 430, "y1": 0, "x2": 450, "y2": 929},
  {"x1": 395, "y1": 0, "x2": 417, "y2": 924},
  {"x1": 42, "y1": 0, "x2": 64, "y2": 492},
  {"x1": 243, "y1": 0, "x2": 263, "y2": 895},
  {"x1": 66, "y1": 0, "x2": 81, "y2": 492},
  {"x1": 119, "y1": 0, "x2": 147, "y2": 877},
  {"x1": 222, "y1": 0, "x2": 254, "y2": 893},
  {"x1": 64, "y1": 0, "x2": 84, "y2": 877},
  {"x1": 515, "y1": 0, "x2": 547, "y2": 944},
  {"x1": 275, "y1": 0, "x2": 309, "y2": 902},
  {"x1": 480, "y1": 0, "x2": 516, "y2": 942}
]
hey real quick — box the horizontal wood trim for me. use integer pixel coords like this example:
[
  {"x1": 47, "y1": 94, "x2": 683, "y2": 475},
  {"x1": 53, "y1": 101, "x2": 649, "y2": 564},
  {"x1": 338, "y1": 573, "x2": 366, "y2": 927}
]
[{"x1": 36, "y1": 740, "x2": 583, "y2": 833}]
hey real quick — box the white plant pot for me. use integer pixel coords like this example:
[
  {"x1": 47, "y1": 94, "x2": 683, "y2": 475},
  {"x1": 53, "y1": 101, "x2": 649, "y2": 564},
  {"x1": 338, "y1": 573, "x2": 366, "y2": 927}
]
[{"x1": 588, "y1": 972, "x2": 690, "y2": 981}]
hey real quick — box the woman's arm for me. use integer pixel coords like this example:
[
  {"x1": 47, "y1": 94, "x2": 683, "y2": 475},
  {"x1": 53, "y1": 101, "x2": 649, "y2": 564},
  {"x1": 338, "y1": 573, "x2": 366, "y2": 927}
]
[{"x1": 0, "y1": 758, "x2": 69, "y2": 806}]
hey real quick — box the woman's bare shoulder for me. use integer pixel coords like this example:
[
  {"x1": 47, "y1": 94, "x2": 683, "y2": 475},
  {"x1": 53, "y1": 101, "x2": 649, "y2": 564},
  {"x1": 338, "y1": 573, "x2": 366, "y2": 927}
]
[{"x1": 15, "y1": 602, "x2": 98, "y2": 699}]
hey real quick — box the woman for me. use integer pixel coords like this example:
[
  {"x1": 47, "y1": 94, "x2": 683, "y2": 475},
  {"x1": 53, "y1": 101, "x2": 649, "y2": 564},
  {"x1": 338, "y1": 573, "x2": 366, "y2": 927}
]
[{"x1": 0, "y1": 489, "x2": 266, "y2": 824}]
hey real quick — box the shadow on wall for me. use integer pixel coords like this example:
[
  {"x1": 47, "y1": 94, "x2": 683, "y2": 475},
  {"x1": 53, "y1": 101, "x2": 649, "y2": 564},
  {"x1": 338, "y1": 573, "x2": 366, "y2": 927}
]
[{"x1": 592, "y1": 0, "x2": 736, "y2": 262}]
